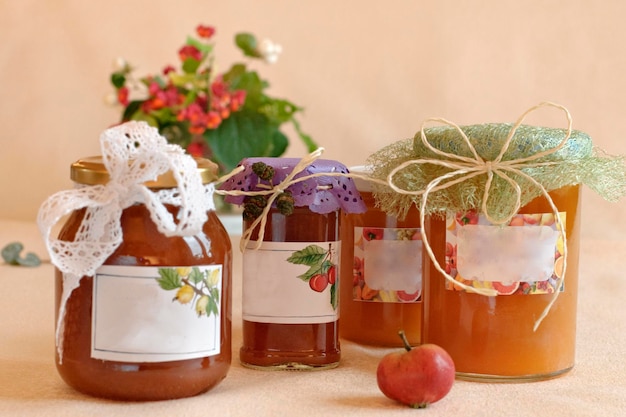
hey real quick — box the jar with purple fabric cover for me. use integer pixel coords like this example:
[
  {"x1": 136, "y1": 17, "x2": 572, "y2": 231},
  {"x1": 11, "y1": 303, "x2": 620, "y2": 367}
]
[{"x1": 220, "y1": 157, "x2": 366, "y2": 370}]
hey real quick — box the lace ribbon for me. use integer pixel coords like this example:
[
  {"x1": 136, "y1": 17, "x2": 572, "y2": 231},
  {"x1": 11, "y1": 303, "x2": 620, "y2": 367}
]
[
  {"x1": 37, "y1": 121, "x2": 213, "y2": 360},
  {"x1": 387, "y1": 102, "x2": 572, "y2": 331}
]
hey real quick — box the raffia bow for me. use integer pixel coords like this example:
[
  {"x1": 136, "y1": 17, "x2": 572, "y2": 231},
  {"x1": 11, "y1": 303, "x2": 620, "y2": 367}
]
[{"x1": 387, "y1": 102, "x2": 572, "y2": 331}]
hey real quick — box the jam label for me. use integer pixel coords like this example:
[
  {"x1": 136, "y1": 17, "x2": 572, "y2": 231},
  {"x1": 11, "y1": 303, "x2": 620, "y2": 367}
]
[
  {"x1": 445, "y1": 211, "x2": 566, "y2": 295},
  {"x1": 352, "y1": 227, "x2": 423, "y2": 303},
  {"x1": 91, "y1": 265, "x2": 222, "y2": 362},
  {"x1": 243, "y1": 241, "x2": 340, "y2": 324}
]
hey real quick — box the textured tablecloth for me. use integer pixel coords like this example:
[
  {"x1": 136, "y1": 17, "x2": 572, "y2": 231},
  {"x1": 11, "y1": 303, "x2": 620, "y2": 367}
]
[{"x1": 1, "y1": 218, "x2": 625, "y2": 417}]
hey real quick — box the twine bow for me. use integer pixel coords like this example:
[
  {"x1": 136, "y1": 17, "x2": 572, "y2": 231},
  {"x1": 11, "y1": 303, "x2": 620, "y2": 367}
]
[
  {"x1": 387, "y1": 102, "x2": 572, "y2": 331},
  {"x1": 217, "y1": 148, "x2": 327, "y2": 252},
  {"x1": 37, "y1": 121, "x2": 211, "y2": 360}
]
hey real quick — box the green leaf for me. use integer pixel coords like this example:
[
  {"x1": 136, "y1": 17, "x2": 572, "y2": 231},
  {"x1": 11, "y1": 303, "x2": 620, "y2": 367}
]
[
  {"x1": 156, "y1": 268, "x2": 182, "y2": 290},
  {"x1": 204, "y1": 110, "x2": 288, "y2": 172},
  {"x1": 269, "y1": 128, "x2": 289, "y2": 157},
  {"x1": 129, "y1": 110, "x2": 159, "y2": 127},
  {"x1": 182, "y1": 58, "x2": 201, "y2": 74},
  {"x1": 17, "y1": 253, "x2": 41, "y2": 267},
  {"x1": 320, "y1": 260, "x2": 333, "y2": 274},
  {"x1": 260, "y1": 98, "x2": 300, "y2": 124},
  {"x1": 223, "y1": 66, "x2": 268, "y2": 109},
  {"x1": 330, "y1": 283, "x2": 338, "y2": 310},
  {"x1": 297, "y1": 263, "x2": 323, "y2": 282},
  {"x1": 111, "y1": 72, "x2": 126, "y2": 88},
  {"x1": 186, "y1": 36, "x2": 213, "y2": 55},
  {"x1": 159, "y1": 123, "x2": 192, "y2": 148},
  {"x1": 286, "y1": 245, "x2": 327, "y2": 266},
  {"x1": 206, "y1": 290, "x2": 219, "y2": 317},
  {"x1": 235, "y1": 33, "x2": 261, "y2": 58},
  {"x1": 1, "y1": 242, "x2": 41, "y2": 267},
  {"x1": 168, "y1": 72, "x2": 201, "y2": 88},
  {"x1": 121, "y1": 100, "x2": 142, "y2": 121},
  {"x1": 2, "y1": 242, "x2": 22, "y2": 265},
  {"x1": 189, "y1": 267, "x2": 204, "y2": 284}
]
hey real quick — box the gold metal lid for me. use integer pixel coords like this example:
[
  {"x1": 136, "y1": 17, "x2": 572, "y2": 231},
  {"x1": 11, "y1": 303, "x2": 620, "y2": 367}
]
[{"x1": 70, "y1": 156, "x2": 219, "y2": 188}]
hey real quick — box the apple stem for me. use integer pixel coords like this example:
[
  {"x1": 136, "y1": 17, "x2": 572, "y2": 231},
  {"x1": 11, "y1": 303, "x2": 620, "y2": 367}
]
[{"x1": 398, "y1": 330, "x2": 412, "y2": 352}]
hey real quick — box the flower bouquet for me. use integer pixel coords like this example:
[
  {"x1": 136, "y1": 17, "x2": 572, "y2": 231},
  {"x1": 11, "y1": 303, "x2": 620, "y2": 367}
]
[{"x1": 108, "y1": 24, "x2": 317, "y2": 174}]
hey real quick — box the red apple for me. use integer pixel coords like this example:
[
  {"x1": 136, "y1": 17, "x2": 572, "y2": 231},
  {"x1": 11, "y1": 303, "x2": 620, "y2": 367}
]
[{"x1": 376, "y1": 332, "x2": 455, "y2": 408}]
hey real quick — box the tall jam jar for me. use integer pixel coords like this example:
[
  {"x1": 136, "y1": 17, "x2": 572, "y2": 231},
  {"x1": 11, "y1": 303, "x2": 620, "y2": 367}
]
[
  {"x1": 53, "y1": 156, "x2": 232, "y2": 400},
  {"x1": 412, "y1": 123, "x2": 588, "y2": 382},
  {"x1": 424, "y1": 185, "x2": 581, "y2": 381},
  {"x1": 221, "y1": 158, "x2": 365, "y2": 370},
  {"x1": 339, "y1": 167, "x2": 423, "y2": 346}
]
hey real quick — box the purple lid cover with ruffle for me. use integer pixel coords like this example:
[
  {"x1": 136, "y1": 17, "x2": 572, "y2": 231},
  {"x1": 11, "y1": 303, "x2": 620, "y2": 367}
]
[{"x1": 220, "y1": 158, "x2": 366, "y2": 214}]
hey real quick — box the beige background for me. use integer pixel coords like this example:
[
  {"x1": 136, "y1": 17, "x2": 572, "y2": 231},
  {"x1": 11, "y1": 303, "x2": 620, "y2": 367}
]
[{"x1": 2, "y1": 0, "x2": 625, "y2": 239}]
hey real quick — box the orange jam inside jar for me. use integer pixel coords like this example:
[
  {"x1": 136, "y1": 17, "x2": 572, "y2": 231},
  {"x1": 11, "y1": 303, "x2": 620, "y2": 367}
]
[
  {"x1": 54, "y1": 157, "x2": 232, "y2": 400},
  {"x1": 339, "y1": 168, "x2": 422, "y2": 346},
  {"x1": 423, "y1": 185, "x2": 581, "y2": 381},
  {"x1": 220, "y1": 158, "x2": 365, "y2": 370}
]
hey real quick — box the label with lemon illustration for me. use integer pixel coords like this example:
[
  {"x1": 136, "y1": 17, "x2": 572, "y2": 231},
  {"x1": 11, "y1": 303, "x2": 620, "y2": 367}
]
[
  {"x1": 91, "y1": 265, "x2": 222, "y2": 362},
  {"x1": 445, "y1": 211, "x2": 566, "y2": 295},
  {"x1": 352, "y1": 227, "x2": 423, "y2": 303}
]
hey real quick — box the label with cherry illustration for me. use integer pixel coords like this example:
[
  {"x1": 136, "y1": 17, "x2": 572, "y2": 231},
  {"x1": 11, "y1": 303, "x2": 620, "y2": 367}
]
[
  {"x1": 445, "y1": 210, "x2": 566, "y2": 295},
  {"x1": 242, "y1": 241, "x2": 340, "y2": 324},
  {"x1": 91, "y1": 265, "x2": 222, "y2": 362},
  {"x1": 352, "y1": 227, "x2": 423, "y2": 303}
]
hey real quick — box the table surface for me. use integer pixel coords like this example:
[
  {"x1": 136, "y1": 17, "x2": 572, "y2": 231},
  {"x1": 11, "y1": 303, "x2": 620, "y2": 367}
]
[{"x1": 1, "y1": 218, "x2": 625, "y2": 417}]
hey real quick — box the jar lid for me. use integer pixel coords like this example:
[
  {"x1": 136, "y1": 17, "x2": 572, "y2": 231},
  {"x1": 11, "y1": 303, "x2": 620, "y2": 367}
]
[
  {"x1": 70, "y1": 156, "x2": 219, "y2": 187},
  {"x1": 348, "y1": 166, "x2": 374, "y2": 192},
  {"x1": 220, "y1": 157, "x2": 367, "y2": 214}
]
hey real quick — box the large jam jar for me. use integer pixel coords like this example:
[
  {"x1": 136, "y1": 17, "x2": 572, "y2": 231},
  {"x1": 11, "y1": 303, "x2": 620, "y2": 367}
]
[
  {"x1": 424, "y1": 185, "x2": 581, "y2": 381},
  {"x1": 54, "y1": 156, "x2": 232, "y2": 400}
]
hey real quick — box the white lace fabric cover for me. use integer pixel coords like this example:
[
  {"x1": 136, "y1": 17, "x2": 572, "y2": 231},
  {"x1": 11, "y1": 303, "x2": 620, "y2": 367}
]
[{"x1": 37, "y1": 121, "x2": 215, "y2": 361}]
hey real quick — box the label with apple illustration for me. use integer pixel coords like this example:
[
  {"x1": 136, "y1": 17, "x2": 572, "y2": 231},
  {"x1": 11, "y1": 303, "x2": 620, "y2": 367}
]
[
  {"x1": 445, "y1": 210, "x2": 566, "y2": 295},
  {"x1": 352, "y1": 227, "x2": 423, "y2": 303},
  {"x1": 242, "y1": 241, "x2": 340, "y2": 324}
]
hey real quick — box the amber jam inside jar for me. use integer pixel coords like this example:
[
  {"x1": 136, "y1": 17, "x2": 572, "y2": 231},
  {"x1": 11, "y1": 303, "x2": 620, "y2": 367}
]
[
  {"x1": 339, "y1": 171, "x2": 422, "y2": 347},
  {"x1": 423, "y1": 185, "x2": 581, "y2": 382},
  {"x1": 240, "y1": 207, "x2": 340, "y2": 370},
  {"x1": 54, "y1": 157, "x2": 232, "y2": 400}
]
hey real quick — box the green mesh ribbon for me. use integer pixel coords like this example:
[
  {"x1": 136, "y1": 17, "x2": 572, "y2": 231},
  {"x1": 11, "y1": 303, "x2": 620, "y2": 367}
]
[
  {"x1": 367, "y1": 103, "x2": 626, "y2": 330},
  {"x1": 368, "y1": 121, "x2": 626, "y2": 222}
]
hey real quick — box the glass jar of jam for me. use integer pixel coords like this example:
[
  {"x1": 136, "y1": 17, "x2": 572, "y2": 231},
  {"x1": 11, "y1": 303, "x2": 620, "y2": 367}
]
[
  {"x1": 54, "y1": 156, "x2": 232, "y2": 400},
  {"x1": 423, "y1": 185, "x2": 581, "y2": 381},
  {"x1": 339, "y1": 167, "x2": 423, "y2": 346},
  {"x1": 221, "y1": 157, "x2": 365, "y2": 370}
]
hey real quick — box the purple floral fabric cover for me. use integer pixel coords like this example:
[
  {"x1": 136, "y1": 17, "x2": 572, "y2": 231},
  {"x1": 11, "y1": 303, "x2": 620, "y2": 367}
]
[{"x1": 220, "y1": 158, "x2": 366, "y2": 214}]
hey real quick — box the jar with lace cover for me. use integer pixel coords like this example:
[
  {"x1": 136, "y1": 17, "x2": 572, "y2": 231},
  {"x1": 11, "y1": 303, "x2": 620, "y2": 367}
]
[{"x1": 53, "y1": 156, "x2": 232, "y2": 400}]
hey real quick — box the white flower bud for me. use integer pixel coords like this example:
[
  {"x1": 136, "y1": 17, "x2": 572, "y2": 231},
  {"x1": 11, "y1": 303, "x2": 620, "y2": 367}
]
[
  {"x1": 103, "y1": 92, "x2": 118, "y2": 106},
  {"x1": 113, "y1": 57, "x2": 129, "y2": 72},
  {"x1": 258, "y1": 39, "x2": 282, "y2": 64}
]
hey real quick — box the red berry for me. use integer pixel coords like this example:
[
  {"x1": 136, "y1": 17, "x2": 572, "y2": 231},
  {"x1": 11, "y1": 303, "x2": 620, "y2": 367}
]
[
  {"x1": 327, "y1": 266, "x2": 336, "y2": 284},
  {"x1": 309, "y1": 273, "x2": 329, "y2": 292}
]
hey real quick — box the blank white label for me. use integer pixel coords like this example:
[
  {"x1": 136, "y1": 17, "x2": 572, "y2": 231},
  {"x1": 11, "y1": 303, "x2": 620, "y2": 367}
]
[{"x1": 91, "y1": 265, "x2": 221, "y2": 363}]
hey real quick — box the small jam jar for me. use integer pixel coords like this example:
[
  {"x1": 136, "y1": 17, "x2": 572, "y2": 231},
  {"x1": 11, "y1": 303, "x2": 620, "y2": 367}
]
[
  {"x1": 424, "y1": 185, "x2": 581, "y2": 381},
  {"x1": 339, "y1": 167, "x2": 423, "y2": 346},
  {"x1": 221, "y1": 158, "x2": 365, "y2": 370},
  {"x1": 55, "y1": 156, "x2": 232, "y2": 400}
]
